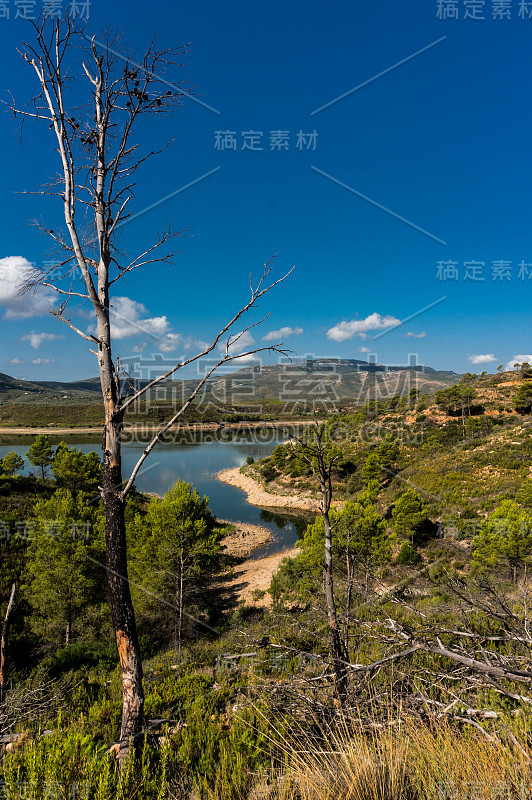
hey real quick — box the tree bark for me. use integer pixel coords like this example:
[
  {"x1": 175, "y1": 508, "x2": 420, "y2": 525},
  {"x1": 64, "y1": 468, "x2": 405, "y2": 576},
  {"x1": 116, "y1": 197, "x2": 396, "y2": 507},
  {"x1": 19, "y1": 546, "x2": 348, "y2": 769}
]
[
  {"x1": 317, "y1": 454, "x2": 347, "y2": 710},
  {"x1": 9, "y1": 21, "x2": 290, "y2": 764},
  {"x1": 0, "y1": 584, "x2": 16, "y2": 702},
  {"x1": 178, "y1": 553, "x2": 184, "y2": 654},
  {"x1": 102, "y1": 423, "x2": 144, "y2": 766},
  {"x1": 344, "y1": 554, "x2": 353, "y2": 658}
]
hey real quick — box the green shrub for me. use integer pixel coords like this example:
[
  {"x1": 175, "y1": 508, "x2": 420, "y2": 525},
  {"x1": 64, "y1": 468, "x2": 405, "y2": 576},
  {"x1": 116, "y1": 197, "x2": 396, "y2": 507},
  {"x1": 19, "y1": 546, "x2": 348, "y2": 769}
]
[
  {"x1": 261, "y1": 464, "x2": 277, "y2": 483},
  {"x1": 396, "y1": 543, "x2": 422, "y2": 566}
]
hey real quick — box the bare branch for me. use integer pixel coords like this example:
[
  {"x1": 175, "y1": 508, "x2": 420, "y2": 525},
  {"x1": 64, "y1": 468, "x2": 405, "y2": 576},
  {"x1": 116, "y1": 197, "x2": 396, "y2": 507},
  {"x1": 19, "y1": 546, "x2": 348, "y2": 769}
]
[
  {"x1": 120, "y1": 341, "x2": 290, "y2": 499},
  {"x1": 119, "y1": 260, "x2": 294, "y2": 413}
]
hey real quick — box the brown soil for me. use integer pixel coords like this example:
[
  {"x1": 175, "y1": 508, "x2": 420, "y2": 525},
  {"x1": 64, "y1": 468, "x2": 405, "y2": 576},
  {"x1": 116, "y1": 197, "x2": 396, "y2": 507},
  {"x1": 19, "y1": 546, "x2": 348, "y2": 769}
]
[
  {"x1": 222, "y1": 547, "x2": 299, "y2": 607},
  {"x1": 220, "y1": 521, "x2": 272, "y2": 558},
  {"x1": 217, "y1": 467, "x2": 320, "y2": 512},
  {"x1": 0, "y1": 420, "x2": 315, "y2": 437}
]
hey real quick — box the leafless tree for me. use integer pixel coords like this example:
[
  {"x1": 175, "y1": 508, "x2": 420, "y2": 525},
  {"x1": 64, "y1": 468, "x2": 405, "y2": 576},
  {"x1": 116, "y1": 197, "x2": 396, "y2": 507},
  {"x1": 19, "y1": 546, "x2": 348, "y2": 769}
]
[
  {"x1": 286, "y1": 421, "x2": 348, "y2": 708},
  {"x1": 5, "y1": 17, "x2": 291, "y2": 763},
  {"x1": 0, "y1": 584, "x2": 16, "y2": 703}
]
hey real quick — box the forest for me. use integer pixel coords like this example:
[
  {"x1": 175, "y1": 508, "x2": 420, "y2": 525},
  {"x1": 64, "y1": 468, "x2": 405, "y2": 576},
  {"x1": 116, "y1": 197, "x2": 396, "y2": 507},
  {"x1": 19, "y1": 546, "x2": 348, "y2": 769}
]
[
  {"x1": 1, "y1": 370, "x2": 532, "y2": 798},
  {"x1": 2, "y1": 10, "x2": 531, "y2": 798}
]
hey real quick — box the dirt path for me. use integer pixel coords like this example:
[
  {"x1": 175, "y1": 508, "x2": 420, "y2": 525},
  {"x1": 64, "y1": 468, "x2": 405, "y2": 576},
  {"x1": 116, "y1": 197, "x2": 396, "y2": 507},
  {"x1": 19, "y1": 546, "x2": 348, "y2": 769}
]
[
  {"x1": 217, "y1": 466, "x2": 320, "y2": 512},
  {"x1": 222, "y1": 547, "x2": 299, "y2": 607}
]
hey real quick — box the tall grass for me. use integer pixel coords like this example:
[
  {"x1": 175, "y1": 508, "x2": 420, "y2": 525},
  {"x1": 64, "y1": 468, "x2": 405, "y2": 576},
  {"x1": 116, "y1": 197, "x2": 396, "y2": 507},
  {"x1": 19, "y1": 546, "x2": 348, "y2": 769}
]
[
  {"x1": 3, "y1": 715, "x2": 532, "y2": 799},
  {"x1": 1, "y1": 731, "x2": 174, "y2": 800},
  {"x1": 256, "y1": 715, "x2": 532, "y2": 800},
  {"x1": 406, "y1": 720, "x2": 532, "y2": 800}
]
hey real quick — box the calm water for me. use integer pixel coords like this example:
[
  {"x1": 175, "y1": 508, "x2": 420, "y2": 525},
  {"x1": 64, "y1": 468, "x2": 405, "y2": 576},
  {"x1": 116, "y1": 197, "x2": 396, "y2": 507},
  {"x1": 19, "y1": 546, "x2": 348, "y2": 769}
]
[{"x1": 0, "y1": 430, "x2": 312, "y2": 558}]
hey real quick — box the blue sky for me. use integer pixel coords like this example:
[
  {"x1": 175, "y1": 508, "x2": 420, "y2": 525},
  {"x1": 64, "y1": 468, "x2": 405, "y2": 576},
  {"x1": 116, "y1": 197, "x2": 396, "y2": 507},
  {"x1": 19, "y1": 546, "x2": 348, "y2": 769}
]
[{"x1": 1, "y1": 0, "x2": 532, "y2": 381}]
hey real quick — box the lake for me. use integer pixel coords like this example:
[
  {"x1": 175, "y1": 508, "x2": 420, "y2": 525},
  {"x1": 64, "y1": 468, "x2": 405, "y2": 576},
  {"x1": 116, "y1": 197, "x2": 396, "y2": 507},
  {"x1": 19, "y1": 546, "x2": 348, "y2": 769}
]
[{"x1": 0, "y1": 429, "x2": 312, "y2": 558}]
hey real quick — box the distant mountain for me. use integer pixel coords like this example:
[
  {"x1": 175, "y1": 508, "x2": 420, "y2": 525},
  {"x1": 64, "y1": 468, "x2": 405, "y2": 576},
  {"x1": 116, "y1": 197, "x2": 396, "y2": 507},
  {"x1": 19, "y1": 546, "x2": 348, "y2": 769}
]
[
  {"x1": 0, "y1": 373, "x2": 102, "y2": 404},
  {"x1": 0, "y1": 359, "x2": 463, "y2": 407},
  {"x1": 198, "y1": 358, "x2": 462, "y2": 406}
]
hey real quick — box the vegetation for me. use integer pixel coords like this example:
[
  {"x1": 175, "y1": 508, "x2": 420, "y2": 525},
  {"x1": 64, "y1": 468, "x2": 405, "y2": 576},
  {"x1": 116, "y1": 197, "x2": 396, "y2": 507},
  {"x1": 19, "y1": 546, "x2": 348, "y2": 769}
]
[
  {"x1": 130, "y1": 481, "x2": 228, "y2": 651},
  {"x1": 25, "y1": 435, "x2": 54, "y2": 480},
  {"x1": 3, "y1": 369, "x2": 532, "y2": 795}
]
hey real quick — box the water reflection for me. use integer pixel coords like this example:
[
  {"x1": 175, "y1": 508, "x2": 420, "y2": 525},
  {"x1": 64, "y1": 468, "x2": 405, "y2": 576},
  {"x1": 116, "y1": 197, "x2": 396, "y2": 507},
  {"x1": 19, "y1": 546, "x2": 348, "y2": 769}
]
[{"x1": 0, "y1": 427, "x2": 313, "y2": 557}]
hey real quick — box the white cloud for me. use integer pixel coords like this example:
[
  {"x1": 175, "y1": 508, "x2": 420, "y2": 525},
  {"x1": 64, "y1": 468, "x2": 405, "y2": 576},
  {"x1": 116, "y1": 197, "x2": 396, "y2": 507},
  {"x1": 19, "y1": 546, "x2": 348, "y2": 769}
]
[
  {"x1": 359, "y1": 346, "x2": 371, "y2": 353},
  {"x1": 506, "y1": 354, "x2": 532, "y2": 371},
  {"x1": 262, "y1": 326, "x2": 303, "y2": 342},
  {"x1": 31, "y1": 358, "x2": 55, "y2": 365},
  {"x1": 468, "y1": 353, "x2": 497, "y2": 365},
  {"x1": 107, "y1": 297, "x2": 208, "y2": 356},
  {"x1": 327, "y1": 313, "x2": 400, "y2": 342},
  {"x1": 158, "y1": 333, "x2": 184, "y2": 353},
  {"x1": 226, "y1": 330, "x2": 255, "y2": 354},
  {"x1": 0, "y1": 256, "x2": 55, "y2": 319},
  {"x1": 21, "y1": 331, "x2": 65, "y2": 349},
  {"x1": 405, "y1": 331, "x2": 426, "y2": 339},
  {"x1": 9, "y1": 357, "x2": 24, "y2": 364},
  {"x1": 110, "y1": 296, "x2": 169, "y2": 340}
]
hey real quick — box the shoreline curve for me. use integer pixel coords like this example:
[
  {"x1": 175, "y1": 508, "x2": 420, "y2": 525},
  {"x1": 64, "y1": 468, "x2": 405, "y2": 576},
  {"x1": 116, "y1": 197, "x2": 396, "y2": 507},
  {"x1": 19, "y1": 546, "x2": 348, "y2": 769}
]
[{"x1": 217, "y1": 466, "x2": 320, "y2": 512}]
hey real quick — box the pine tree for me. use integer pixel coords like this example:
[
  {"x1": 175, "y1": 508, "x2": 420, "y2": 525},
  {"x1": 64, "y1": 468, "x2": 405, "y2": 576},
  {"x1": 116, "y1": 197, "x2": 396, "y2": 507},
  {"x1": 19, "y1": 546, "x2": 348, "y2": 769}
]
[
  {"x1": 392, "y1": 489, "x2": 430, "y2": 543},
  {"x1": 26, "y1": 435, "x2": 54, "y2": 480},
  {"x1": 0, "y1": 452, "x2": 25, "y2": 478},
  {"x1": 25, "y1": 490, "x2": 107, "y2": 646},
  {"x1": 130, "y1": 481, "x2": 225, "y2": 650},
  {"x1": 51, "y1": 443, "x2": 102, "y2": 494}
]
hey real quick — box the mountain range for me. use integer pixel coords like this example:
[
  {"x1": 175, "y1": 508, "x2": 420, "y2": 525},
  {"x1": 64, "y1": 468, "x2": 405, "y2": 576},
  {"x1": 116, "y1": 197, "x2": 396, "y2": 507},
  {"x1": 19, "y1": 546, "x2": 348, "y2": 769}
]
[{"x1": 0, "y1": 359, "x2": 463, "y2": 407}]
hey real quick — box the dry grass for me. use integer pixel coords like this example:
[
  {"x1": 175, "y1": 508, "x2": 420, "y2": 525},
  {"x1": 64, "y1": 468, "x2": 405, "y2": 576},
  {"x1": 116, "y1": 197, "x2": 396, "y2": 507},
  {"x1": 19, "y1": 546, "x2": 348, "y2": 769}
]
[
  {"x1": 252, "y1": 715, "x2": 532, "y2": 800},
  {"x1": 406, "y1": 720, "x2": 532, "y2": 800}
]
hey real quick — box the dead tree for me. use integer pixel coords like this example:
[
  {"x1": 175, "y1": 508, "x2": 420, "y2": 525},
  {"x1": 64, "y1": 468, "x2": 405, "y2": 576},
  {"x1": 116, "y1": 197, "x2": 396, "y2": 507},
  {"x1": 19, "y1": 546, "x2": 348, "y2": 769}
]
[
  {"x1": 0, "y1": 584, "x2": 16, "y2": 703},
  {"x1": 287, "y1": 421, "x2": 348, "y2": 708},
  {"x1": 6, "y1": 18, "x2": 291, "y2": 764}
]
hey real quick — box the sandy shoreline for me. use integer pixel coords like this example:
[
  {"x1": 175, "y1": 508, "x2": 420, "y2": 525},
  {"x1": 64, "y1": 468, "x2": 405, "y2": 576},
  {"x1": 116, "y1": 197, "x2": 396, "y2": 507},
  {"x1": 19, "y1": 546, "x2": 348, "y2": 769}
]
[
  {"x1": 220, "y1": 520, "x2": 272, "y2": 558},
  {"x1": 222, "y1": 546, "x2": 300, "y2": 607},
  {"x1": 217, "y1": 466, "x2": 320, "y2": 512},
  {"x1": 0, "y1": 420, "x2": 313, "y2": 437}
]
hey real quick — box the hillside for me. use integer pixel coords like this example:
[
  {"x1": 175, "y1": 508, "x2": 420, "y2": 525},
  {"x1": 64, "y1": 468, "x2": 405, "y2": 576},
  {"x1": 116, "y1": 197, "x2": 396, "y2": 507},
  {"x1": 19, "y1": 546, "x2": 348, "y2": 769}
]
[
  {"x1": 204, "y1": 358, "x2": 461, "y2": 405},
  {"x1": 249, "y1": 370, "x2": 532, "y2": 523},
  {"x1": 0, "y1": 358, "x2": 461, "y2": 408},
  {"x1": 2, "y1": 370, "x2": 532, "y2": 798}
]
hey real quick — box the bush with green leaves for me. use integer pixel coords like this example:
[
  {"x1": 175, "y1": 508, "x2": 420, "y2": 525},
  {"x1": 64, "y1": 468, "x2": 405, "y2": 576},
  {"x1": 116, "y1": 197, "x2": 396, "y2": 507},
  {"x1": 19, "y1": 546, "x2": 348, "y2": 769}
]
[
  {"x1": 392, "y1": 488, "x2": 431, "y2": 543},
  {"x1": 396, "y1": 542, "x2": 422, "y2": 566},
  {"x1": 26, "y1": 434, "x2": 54, "y2": 479},
  {"x1": 0, "y1": 451, "x2": 25, "y2": 477},
  {"x1": 51, "y1": 443, "x2": 102, "y2": 494},
  {"x1": 472, "y1": 499, "x2": 532, "y2": 578},
  {"x1": 260, "y1": 463, "x2": 277, "y2": 483},
  {"x1": 130, "y1": 480, "x2": 227, "y2": 649},
  {"x1": 514, "y1": 381, "x2": 532, "y2": 414}
]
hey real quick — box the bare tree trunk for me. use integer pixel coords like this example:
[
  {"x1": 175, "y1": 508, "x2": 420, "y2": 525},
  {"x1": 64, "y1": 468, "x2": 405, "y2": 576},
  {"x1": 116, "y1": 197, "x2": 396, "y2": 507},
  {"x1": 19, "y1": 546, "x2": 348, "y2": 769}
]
[
  {"x1": 8, "y1": 20, "x2": 291, "y2": 764},
  {"x1": 103, "y1": 420, "x2": 144, "y2": 766},
  {"x1": 290, "y1": 422, "x2": 348, "y2": 709},
  {"x1": 178, "y1": 554, "x2": 184, "y2": 654},
  {"x1": 0, "y1": 584, "x2": 16, "y2": 702},
  {"x1": 344, "y1": 554, "x2": 353, "y2": 658},
  {"x1": 316, "y1": 449, "x2": 347, "y2": 710}
]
